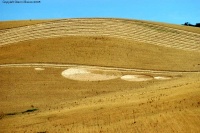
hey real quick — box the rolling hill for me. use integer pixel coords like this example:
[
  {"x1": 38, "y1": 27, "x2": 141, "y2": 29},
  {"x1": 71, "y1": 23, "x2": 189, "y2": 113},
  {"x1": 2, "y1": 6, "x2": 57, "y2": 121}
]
[{"x1": 0, "y1": 18, "x2": 200, "y2": 133}]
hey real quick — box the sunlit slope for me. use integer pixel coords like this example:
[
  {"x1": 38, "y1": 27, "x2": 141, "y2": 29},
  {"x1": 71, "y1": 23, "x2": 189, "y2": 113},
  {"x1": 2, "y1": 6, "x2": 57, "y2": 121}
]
[
  {"x1": 0, "y1": 18, "x2": 200, "y2": 52},
  {"x1": 0, "y1": 18, "x2": 200, "y2": 71},
  {"x1": 0, "y1": 67, "x2": 200, "y2": 133},
  {"x1": 0, "y1": 19, "x2": 50, "y2": 30},
  {"x1": 144, "y1": 20, "x2": 200, "y2": 34},
  {"x1": 0, "y1": 36, "x2": 200, "y2": 71}
]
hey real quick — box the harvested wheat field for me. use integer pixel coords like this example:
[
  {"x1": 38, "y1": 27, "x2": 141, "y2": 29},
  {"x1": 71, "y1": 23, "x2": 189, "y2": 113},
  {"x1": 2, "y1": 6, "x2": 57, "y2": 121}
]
[{"x1": 0, "y1": 18, "x2": 200, "y2": 133}]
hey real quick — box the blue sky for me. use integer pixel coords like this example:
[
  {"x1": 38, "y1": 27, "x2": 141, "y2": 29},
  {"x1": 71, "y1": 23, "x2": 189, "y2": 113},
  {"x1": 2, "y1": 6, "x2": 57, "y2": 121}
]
[{"x1": 0, "y1": 0, "x2": 199, "y2": 24}]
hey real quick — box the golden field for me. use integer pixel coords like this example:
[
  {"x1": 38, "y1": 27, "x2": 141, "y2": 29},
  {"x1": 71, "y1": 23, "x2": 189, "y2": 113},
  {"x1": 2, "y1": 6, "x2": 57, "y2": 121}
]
[{"x1": 0, "y1": 18, "x2": 200, "y2": 133}]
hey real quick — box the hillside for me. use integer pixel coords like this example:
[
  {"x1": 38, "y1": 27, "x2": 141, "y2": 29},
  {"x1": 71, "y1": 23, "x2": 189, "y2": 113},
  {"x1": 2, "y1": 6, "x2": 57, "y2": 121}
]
[{"x1": 0, "y1": 18, "x2": 200, "y2": 133}]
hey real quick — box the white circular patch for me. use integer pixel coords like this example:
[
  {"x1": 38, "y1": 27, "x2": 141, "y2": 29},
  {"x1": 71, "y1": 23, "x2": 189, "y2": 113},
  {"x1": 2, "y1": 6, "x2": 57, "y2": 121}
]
[
  {"x1": 154, "y1": 76, "x2": 172, "y2": 80},
  {"x1": 121, "y1": 75, "x2": 153, "y2": 82},
  {"x1": 34, "y1": 68, "x2": 45, "y2": 71},
  {"x1": 61, "y1": 68, "x2": 120, "y2": 81},
  {"x1": 62, "y1": 68, "x2": 90, "y2": 76}
]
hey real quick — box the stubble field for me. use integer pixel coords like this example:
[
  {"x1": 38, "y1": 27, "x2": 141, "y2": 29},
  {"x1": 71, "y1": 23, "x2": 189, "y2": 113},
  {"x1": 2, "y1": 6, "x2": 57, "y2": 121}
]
[{"x1": 0, "y1": 18, "x2": 200, "y2": 133}]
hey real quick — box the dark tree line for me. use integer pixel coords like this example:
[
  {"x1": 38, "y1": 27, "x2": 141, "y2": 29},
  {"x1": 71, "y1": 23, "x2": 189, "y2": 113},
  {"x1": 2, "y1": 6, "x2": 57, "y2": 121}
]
[{"x1": 183, "y1": 22, "x2": 200, "y2": 27}]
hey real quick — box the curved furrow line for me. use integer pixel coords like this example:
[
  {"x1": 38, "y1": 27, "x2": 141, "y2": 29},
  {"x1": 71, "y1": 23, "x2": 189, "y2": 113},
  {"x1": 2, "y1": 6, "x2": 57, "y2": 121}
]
[{"x1": 0, "y1": 63, "x2": 199, "y2": 74}]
